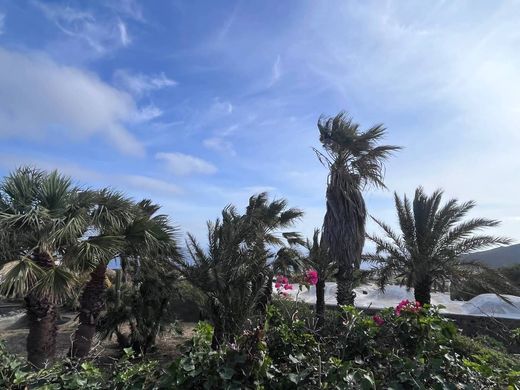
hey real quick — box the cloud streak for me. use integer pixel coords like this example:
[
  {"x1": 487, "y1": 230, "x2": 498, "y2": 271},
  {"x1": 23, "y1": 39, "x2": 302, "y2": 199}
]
[{"x1": 156, "y1": 152, "x2": 217, "y2": 176}]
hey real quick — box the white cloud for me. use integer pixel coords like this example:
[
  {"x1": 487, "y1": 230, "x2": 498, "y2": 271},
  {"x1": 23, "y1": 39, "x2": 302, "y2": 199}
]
[
  {"x1": 34, "y1": 1, "x2": 131, "y2": 53},
  {"x1": 0, "y1": 47, "x2": 144, "y2": 156},
  {"x1": 117, "y1": 20, "x2": 131, "y2": 46},
  {"x1": 210, "y1": 98, "x2": 233, "y2": 115},
  {"x1": 0, "y1": 13, "x2": 5, "y2": 35},
  {"x1": 203, "y1": 137, "x2": 236, "y2": 156},
  {"x1": 156, "y1": 152, "x2": 217, "y2": 176},
  {"x1": 133, "y1": 105, "x2": 163, "y2": 122},
  {"x1": 113, "y1": 69, "x2": 177, "y2": 96}
]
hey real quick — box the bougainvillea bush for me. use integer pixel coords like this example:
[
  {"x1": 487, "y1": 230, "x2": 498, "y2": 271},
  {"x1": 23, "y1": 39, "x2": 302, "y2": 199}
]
[{"x1": 2, "y1": 301, "x2": 519, "y2": 389}]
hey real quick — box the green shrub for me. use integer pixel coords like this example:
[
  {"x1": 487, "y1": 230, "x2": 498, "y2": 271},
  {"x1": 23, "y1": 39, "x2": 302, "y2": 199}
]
[{"x1": 3, "y1": 301, "x2": 519, "y2": 389}]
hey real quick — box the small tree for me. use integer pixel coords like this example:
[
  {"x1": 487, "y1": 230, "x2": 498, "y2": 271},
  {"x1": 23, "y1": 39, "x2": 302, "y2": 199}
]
[
  {"x1": 303, "y1": 229, "x2": 336, "y2": 329},
  {"x1": 366, "y1": 187, "x2": 514, "y2": 304},
  {"x1": 177, "y1": 193, "x2": 303, "y2": 349}
]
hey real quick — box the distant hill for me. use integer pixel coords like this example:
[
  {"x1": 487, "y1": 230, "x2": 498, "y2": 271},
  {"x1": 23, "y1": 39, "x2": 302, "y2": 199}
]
[{"x1": 463, "y1": 244, "x2": 520, "y2": 269}]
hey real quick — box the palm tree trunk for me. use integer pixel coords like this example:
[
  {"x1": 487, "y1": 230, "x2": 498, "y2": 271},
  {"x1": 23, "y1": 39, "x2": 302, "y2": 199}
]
[
  {"x1": 71, "y1": 262, "x2": 107, "y2": 358},
  {"x1": 26, "y1": 252, "x2": 57, "y2": 369},
  {"x1": 315, "y1": 279, "x2": 326, "y2": 330},
  {"x1": 414, "y1": 276, "x2": 432, "y2": 305},
  {"x1": 323, "y1": 171, "x2": 366, "y2": 306}
]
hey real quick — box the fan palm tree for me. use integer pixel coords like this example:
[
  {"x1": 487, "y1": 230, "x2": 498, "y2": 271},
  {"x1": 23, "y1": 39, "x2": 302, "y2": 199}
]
[
  {"x1": 0, "y1": 167, "x2": 92, "y2": 368},
  {"x1": 303, "y1": 229, "x2": 336, "y2": 329},
  {"x1": 68, "y1": 190, "x2": 134, "y2": 358},
  {"x1": 315, "y1": 112, "x2": 401, "y2": 305},
  {"x1": 70, "y1": 198, "x2": 179, "y2": 358},
  {"x1": 365, "y1": 187, "x2": 514, "y2": 304}
]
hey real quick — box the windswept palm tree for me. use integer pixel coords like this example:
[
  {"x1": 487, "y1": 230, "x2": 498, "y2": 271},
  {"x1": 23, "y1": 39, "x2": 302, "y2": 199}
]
[
  {"x1": 303, "y1": 229, "x2": 336, "y2": 329},
  {"x1": 177, "y1": 193, "x2": 303, "y2": 349},
  {"x1": 0, "y1": 167, "x2": 91, "y2": 368},
  {"x1": 365, "y1": 187, "x2": 515, "y2": 304},
  {"x1": 315, "y1": 112, "x2": 400, "y2": 305},
  {"x1": 70, "y1": 198, "x2": 179, "y2": 358}
]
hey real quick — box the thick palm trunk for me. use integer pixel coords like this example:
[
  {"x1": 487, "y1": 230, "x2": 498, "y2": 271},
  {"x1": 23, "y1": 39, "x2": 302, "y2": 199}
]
[
  {"x1": 26, "y1": 252, "x2": 57, "y2": 368},
  {"x1": 315, "y1": 279, "x2": 326, "y2": 330},
  {"x1": 71, "y1": 262, "x2": 107, "y2": 358},
  {"x1": 323, "y1": 171, "x2": 366, "y2": 306},
  {"x1": 414, "y1": 276, "x2": 432, "y2": 305},
  {"x1": 25, "y1": 294, "x2": 57, "y2": 368}
]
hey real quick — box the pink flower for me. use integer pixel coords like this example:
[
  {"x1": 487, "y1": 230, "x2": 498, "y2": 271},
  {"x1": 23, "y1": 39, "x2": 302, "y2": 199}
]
[
  {"x1": 274, "y1": 282, "x2": 282, "y2": 289},
  {"x1": 372, "y1": 315, "x2": 384, "y2": 326},
  {"x1": 305, "y1": 269, "x2": 319, "y2": 285},
  {"x1": 395, "y1": 299, "x2": 422, "y2": 316},
  {"x1": 283, "y1": 283, "x2": 293, "y2": 290}
]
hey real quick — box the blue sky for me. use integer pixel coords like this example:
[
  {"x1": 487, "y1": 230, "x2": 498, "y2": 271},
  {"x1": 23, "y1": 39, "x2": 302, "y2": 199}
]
[{"x1": 0, "y1": 0, "x2": 519, "y2": 243}]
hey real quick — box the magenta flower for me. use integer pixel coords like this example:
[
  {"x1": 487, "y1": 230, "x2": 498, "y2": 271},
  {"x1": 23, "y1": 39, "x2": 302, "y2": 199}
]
[
  {"x1": 395, "y1": 299, "x2": 422, "y2": 316},
  {"x1": 284, "y1": 283, "x2": 293, "y2": 290},
  {"x1": 372, "y1": 315, "x2": 384, "y2": 326},
  {"x1": 274, "y1": 282, "x2": 282, "y2": 289},
  {"x1": 305, "y1": 269, "x2": 319, "y2": 285}
]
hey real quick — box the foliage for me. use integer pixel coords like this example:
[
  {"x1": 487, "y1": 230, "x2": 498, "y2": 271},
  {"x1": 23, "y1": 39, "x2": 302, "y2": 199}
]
[
  {"x1": 366, "y1": 186, "x2": 515, "y2": 304},
  {"x1": 4, "y1": 300, "x2": 520, "y2": 389},
  {"x1": 176, "y1": 193, "x2": 302, "y2": 349},
  {"x1": 97, "y1": 266, "x2": 181, "y2": 354}
]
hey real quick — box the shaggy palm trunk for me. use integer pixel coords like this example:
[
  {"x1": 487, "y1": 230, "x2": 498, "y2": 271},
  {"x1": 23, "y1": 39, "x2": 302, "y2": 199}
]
[
  {"x1": 26, "y1": 252, "x2": 57, "y2": 369},
  {"x1": 323, "y1": 170, "x2": 366, "y2": 306},
  {"x1": 315, "y1": 278, "x2": 326, "y2": 330},
  {"x1": 71, "y1": 262, "x2": 107, "y2": 358},
  {"x1": 414, "y1": 276, "x2": 432, "y2": 305}
]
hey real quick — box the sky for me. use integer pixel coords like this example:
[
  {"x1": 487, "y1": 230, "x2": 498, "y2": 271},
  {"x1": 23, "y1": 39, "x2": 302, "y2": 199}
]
[{"x1": 0, "y1": 0, "x2": 519, "y2": 245}]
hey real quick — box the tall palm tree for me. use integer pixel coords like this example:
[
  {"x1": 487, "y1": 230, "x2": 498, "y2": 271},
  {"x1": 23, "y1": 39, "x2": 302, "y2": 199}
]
[
  {"x1": 315, "y1": 112, "x2": 400, "y2": 305},
  {"x1": 70, "y1": 198, "x2": 179, "y2": 358},
  {"x1": 0, "y1": 167, "x2": 91, "y2": 368},
  {"x1": 303, "y1": 229, "x2": 336, "y2": 330},
  {"x1": 366, "y1": 187, "x2": 514, "y2": 304}
]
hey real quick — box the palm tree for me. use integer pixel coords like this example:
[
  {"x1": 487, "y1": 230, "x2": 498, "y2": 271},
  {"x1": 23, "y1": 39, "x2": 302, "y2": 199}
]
[
  {"x1": 177, "y1": 193, "x2": 303, "y2": 349},
  {"x1": 366, "y1": 187, "x2": 514, "y2": 304},
  {"x1": 68, "y1": 190, "x2": 134, "y2": 358},
  {"x1": 315, "y1": 112, "x2": 400, "y2": 305},
  {"x1": 70, "y1": 198, "x2": 179, "y2": 358},
  {"x1": 303, "y1": 229, "x2": 336, "y2": 329},
  {"x1": 0, "y1": 167, "x2": 91, "y2": 368}
]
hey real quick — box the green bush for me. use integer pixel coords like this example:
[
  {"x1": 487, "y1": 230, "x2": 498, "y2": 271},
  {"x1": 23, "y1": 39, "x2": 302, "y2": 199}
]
[{"x1": 3, "y1": 301, "x2": 519, "y2": 389}]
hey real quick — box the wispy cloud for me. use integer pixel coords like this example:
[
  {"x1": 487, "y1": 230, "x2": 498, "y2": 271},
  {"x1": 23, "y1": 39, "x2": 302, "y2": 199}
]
[
  {"x1": 133, "y1": 104, "x2": 163, "y2": 122},
  {"x1": 34, "y1": 1, "x2": 132, "y2": 53},
  {"x1": 123, "y1": 175, "x2": 181, "y2": 194},
  {"x1": 203, "y1": 137, "x2": 236, "y2": 156},
  {"x1": 113, "y1": 69, "x2": 177, "y2": 96},
  {"x1": 117, "y1": 20, "x2": 131, "y2": 46},
  {"x1": 210, "y1": 97, "x2": 233, "y2": 115},
  {"x1": 0, "y1": 13, "x2": 5, "y2": 35},
  {"x1": 156, "y1": 152, "x2": 217, "y2": 176},
  {"x1": 0, "y1": 47, "x2": 144, "y2": 156}
]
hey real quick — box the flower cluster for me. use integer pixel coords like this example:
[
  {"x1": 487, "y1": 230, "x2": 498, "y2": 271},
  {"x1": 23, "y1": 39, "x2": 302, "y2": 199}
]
[
  {"x1": 304, "y1": 269, "x2": 318, "y2": 286},
  {"x1": 274, "y1": 275, "x2": 293, "y2": 291},
  {"x1": 372, "y1": 315, "x2": 385, "y2": 326},
  {"x1": 395, "y1": 299, "x2": 421, "y2": 316}
]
